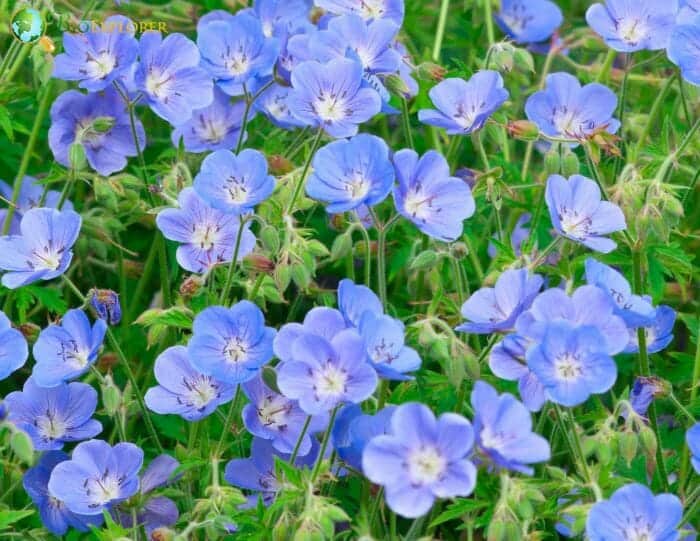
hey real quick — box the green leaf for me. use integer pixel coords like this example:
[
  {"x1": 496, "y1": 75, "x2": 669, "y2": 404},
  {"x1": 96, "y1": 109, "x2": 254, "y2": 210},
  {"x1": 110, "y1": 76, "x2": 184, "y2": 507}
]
[
  {"x1": 0, "y1": 510, "x2": 34, "y2": 530},
  {"x1": 0, "y1": 105, "x2": 14, "y2": 142},
  {"x1": 429, "y1": 499, "x2": 488, "y2": 528},
  {"x1": 25, "y1": 285, "x2": 67, "y2": 313},
  {"x1": 135, "y1": 306, "x2": 194, "y2": 329}
]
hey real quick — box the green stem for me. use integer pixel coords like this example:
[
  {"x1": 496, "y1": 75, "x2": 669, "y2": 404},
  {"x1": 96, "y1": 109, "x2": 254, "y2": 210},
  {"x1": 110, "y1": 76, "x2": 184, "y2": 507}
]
[
  {"x1": 632, "y1": 249, "x2": 670, "y2": 491},
  {"x1": 57, "y1": 168, "x2": 76, "y2": 210},
  {"x1": 289, "y1": 415, "x2": 312, "y2": 465},
  {"x1": 668, "y1": 393, "x2": 696, "y2": 424},
  {"x1": 401, "y1": 98, "x2": 414, "y2": 149},
  {"x1": 2, "y1": 82, "x2": 53, "y2": 234},
  {"x1": 653, "y1": 116, "x2": 700, "y2": 185},
  {"x1": 2, "y1": 42, "x2": 31, "y2": 84},
  {"x1": 215, "y1": 385, "x2": 241, "y2": 458},
  {"x1": 475, "y1": 131, "x2": 491, "y2": 171},
  {"x1": 311, "y1": 406, "x2": 339, "y2": 483},
  {"x1": 595, "y1": 49, "x2": 616, "y2": 83},
  {"x1": 483, "y1": 0, "x2": 495, "y2": 46},
  {"x1": 220, "y1": 215, "x2": 248, "y2": 305},
  {"x1": 432, "y1": 0, "x2": 451, "y2": 61},
  {"x1": 446, "y1": 135, "x2": 462, "y2": 166},
  {"x1": 529, "y1": 237, "x2": 561, "y2": 268},
  {"x1": 357, "y1": 223, "x2": 372, "y2": 287},
  {"x1": 632, "y1": 74, "x2": 676, "y2": 163},
  {"x1": 454, "y1": 335, "x2": 498, "y2": 411},
  {"x1": 285, "y1": 128, "x2": 324, "y2": 215},
  {"x1": 126, "y1": 239, "x2": 159, "y2": 323}
]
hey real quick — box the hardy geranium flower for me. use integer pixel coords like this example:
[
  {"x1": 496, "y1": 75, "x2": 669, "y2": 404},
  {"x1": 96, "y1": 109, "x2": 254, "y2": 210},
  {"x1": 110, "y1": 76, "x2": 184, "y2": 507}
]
[
  {"x1": 418, "y1": 71, "x2": 509, "y2": 135},
  {"x1": 624, "y1": 305, "x2": 676, "y2": 354},
  {"x1": 48, "y1": 89, "x2": 145, "y2": 176},
  {"x1": 332, "y1": 404, "x2": 396, "y2": 471},
  {"x1": 273, "y1": 307, "x2": 348, "y2": 363},
  {"x1": 688, "y1": 423, "x2": 700, "y2": 474},
  {"x1": 678, "y1": 0, "x2": 700, "y2": 18},
  {"x1": 245, "y1": 0, "x2": 313, "y2": 37},
  {"x1": 545, "y1": 174, "x2": 627, "y2": 253},
  {"x1": 362, "y1": 402, "x2": 477, "y2": 518},
  {"x1": 242, "y1": 375, "x2": 327, "y2": 456},
  {"x1": 338, "y1": 278, "x2": 383, "y2": 327},
  {"x1": 358, "y1": 312, "x2": 421, "y2": 380},
  {"x1": 495, "y1": 0, "x2": 563, "y2": 44},
  {"x1": 5, "y1": 378, "x2": 102, "y2": 451},
  {"x1": 89, "y1": 289, "x2": 122, "y2": 326},
  {"x1": 145, "y1": 346, "x2": 237, "y2": 421},
  {"x1": 48, "y1": 440, "x2": 144, "y2": 515},
  {"x1": 188, "y1": 301, "x2": 276, "y2": 384},
  {"x1": 156, "y1": 188, "x2": 256, "y2": 274},
  {"x1": 627, "y1": 376, "x2": 667, "y2": 418},
  {"x1": 0, "y1": 309, "x2": 28, "y2": 380},
  {"x1": 306, "y1": 134, "x2": 395, "y2": 213},
  {"x1": 470, "y1": 381, "x2": 550, "y2": 474},
  {"x1": 53, "y1": 15, "x2": 138, "y2": 91},
  {"x1": 0, "y1": 176, "x2": 73, "y2": 235},
  {"x1": 134, "y1": 32, "x2": 213, "y2": 125},
  {"x1": 287, "y1": 58, "x2": 382, "y2": 138},
  {"x1": 171, "y1": 88, "x2": 247, "y2": 153},
  {"x1": 254, "y1": 82, "x2": 307, "y2": 129},
  {"x1": 668, "y1": 14, "x2": 700, "y2": 86},
  {"x1": 525, "y1": 73, "x2": 619, "y2": 141},
  {"x1": 315, "y1": 0, "x2": 405, "y2": 26},
  {"x1": 276, "y1": 330, "x2": 378, "y2": 414},
  {"x1": 488, "y1": 334, "x2": 546, "y2": 411},
  {"x1": 198, "y1": 13, "x2": 279, "y2": 97},
  {"x1": 586, "y1": 484, "x2": 683, "y2": 540},
  {"x1": 193, "y1": 149, "x2": 276, "y2": 214},
  {"x1": 584, "y1": 258, "x2": 655, "y2": 327},
  {"x1": 23, "y1": 451, "x2": 102, "y2": 535},
  {"x1": 526, "y1": 321, "x2": 617, "y2": 407},
  {"x1": 393, "y1": 149, "x2": 475, "y2": 242},
  {"x1": 32, "y1": 309, "x2": 107, "y2": 388},
  {"x1": 456, "y1": 269, "x2": 543, "y2": 334},
  {"x1": 0, "y1": 208, "x2": 82, "y2": 289},
  {"x1": 311, "y1": 14, "x2": 401, "y2": 75},
  {"x1": 586, "y1": 0, "x2": 679, "y2": 52}
]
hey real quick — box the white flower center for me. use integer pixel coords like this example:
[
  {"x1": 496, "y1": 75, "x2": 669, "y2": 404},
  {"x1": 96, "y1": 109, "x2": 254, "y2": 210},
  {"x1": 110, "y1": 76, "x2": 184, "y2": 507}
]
[
  {"x1": 224, "y1": 176, "x2": 249, "y2": 204},
  {"x1": 345, "y1": 173, "x2": 371, "y2": 200},
  {"x1": 262, "y1": 21, "x2": 274, "y2": 38},
  {"x1": 191, "y1": 223, "x2": 220, "y2": 251},
  {"x1": 407, "y1": 446, "x2": 446, "y2": 485},
  {"x1": 617, "y1": 18, "x2": 649, "y2": 45},
  {"x1": 145, "y1": 69, "x2": 174, "y2": 99},
  {"x1": 87, "y1": 473, "x2": 122, "y2": 506},
  {"x1": 624, "y1": 524, "x2": 653, "y2": 541},
  {"x1": 558, "y1": 208, "x2": 592, "y2": 238},
  {"x1": 313, "y1": 363, "x2": 348, "y2": 399},
  {"x1": 224, "y1": 338, "x2": 248, "y2": 363},
  {"x1": 37, "y1": 413, "x2": 67, "y2": 440},
  {"x1": 197, "y1": 117, "x2": 228, "y2": 144},
  {"x1": 403, "y1": 189, "x2": 433, "y2": 221},
  {"x1": 369, "y1": 338, "x2": 397, "y2": 365},
  {"x1": 359, "y1": 0, "x2": 385, "y2": 18},
  {"x1": 225, "y1": 53, "x2": 250, "y2": 76},
  {"x1": 184, "y1": 376, "x2": 219, "y2": 409},
  {"x1": 554, "y1": 353, "x2": 583, "y2": 381},
  {"x1": 314, "y1": 94, "x2": 348, "y2": 122},
  {"x1": 258, "y1": 395, "x2": 290, "y2": 429},
  {"x1": 33, "y1": 248, "x2": 62, "y2": 271},
  {"x1": 87, "y1": 51, "x2": 117, "y2": 79}
]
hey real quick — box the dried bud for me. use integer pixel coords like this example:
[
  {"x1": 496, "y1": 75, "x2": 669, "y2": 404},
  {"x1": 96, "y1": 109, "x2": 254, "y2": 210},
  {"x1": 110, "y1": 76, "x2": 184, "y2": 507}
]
[
  {"x1": 268, "y1": 154, "x2": 293, "y2": 175},
  {"x1": 245, "y1": 254, "x2": 275, "y2": 273},
  {"x1": 97, "y1": 352, "x2": 119, "y2": 371},
  {"x1": 416, "y1": 61, "x2": 447, "y2": 82},
  {"x1": 180, "y1": 274, "x2": 205, "y2": 298},
  {"x1": 18, "y1": 322, "x2": 41, "y2": 343},
  {"x1": 122, "y1": 259, "x2": 144, "y2": 279},
  {"x1": 151, "y1": 527, "x2": 175, "y2": 541},
  {"x1": 450, "y1": 242, "x2": 469, "y2": 260},
  {"x1": 507, "y1": 120, "x2": 540, "y2": 141},
  {"x1": 38, "y1": 35, "x2": 55, "y2": 53},
  {"x1": 89, "y1": 289, "x2": 122, "y2": 325}
]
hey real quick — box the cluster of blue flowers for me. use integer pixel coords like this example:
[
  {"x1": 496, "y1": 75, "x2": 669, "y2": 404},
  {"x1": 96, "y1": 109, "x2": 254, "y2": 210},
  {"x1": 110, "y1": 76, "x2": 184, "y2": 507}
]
[{"x1": 0, "y1": 0, "x2": 698, "y2": 538}]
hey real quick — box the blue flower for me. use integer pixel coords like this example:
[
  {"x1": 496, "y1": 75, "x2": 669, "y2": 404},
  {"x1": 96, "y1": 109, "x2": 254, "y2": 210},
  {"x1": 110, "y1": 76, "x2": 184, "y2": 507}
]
[
  {"x1": 188, "y1": 301, "x2": 276, "y2": 384},
  {"x1": 277, "y1": 330, "x2": 378, "y2": 414},
  {"x1": 48, "y1": 89, "x2": 146, "y2": 176},
  {"x1": 332, "y1": 404, "x2": 396, "y2": 471},
  {"x1": 89, "y1": 289, "x2": 122, "y2": 326},
  {"x1": 418, "y1": 71, "x2": 509, "y2": 135},
  {"x1": 253, "y1": 82, "x2": 307, "y2": 129},
  {"x1": 311, "y1": 14, "x2": 401, "y2": 75},
  {"x1": 134, "y1": 32, "x2": 213, "y2": 125},
  {"x1": 687, "y1": 423, "x2": 700, "y2": 474},
  {"x1": 678, "y1": 0, "x2": 700, "y2": 19},
  {"x1": 113, "y1": 455, "x2": 180, "y2": 536},
  {"x1": 247, "y1": 0, "x2": 313, "y2": 37},
  {"x1": 586, "y1": 483, "x2": 683, "y2": 540},
  {"x1": 53, "y1": 16, "x2": 138, "y2": 91},
  {"x1": 489, "y1": 333, "x2": 546, "y2": 411},
  {"x1": 358, "y1": 312, "x2": 421, "y2": 380},
  {"x1": 287, "y1": 58, "x2": 382, "y2": 138},
  {"x1": 624, "y1": 305, "x2": 676, "y2": 354},
  {"x1": 456, "y1": 269, "x2": 543, "y2": 334},
  {"x1": 0, "y1": 176, "x2": 73, "y2": 235},
  {"x1": 545, "y1": 174, "x2": 626, "y2": 253},
  {"x1": 526, "y1": 321, "x2": 617, "y2": 407},
  {"x1": 198, "y1": 13, "x2": 279, "y2": 97},
  {"x1": 471, "y1": 381, "x2": 550, "y2": 474},
  {"x1": 586, "y1": 0, "x2": 679, "y2": 52},
  {"x1": 338, "y1": 278, "x2": 383, "y2": 327},
  {"x1": 525, "y1": 73, "x2": 620, "y2": 141},
  {"x1": 0, "y1": 208, "x2": 82, "y2": 289},
  {"x1": 315, "y1": 0, "x2": 405, "y2": 26},
  {"x1": 5, "y1": 378, "x2": 102, "y2": 451},
  {"x1": 23, "y1": 451, "x2": 103, "y2": 535},
  {"x1": 32, "y1": 309, "x2": 107, "y2": 388},
  {"x1": 193, "y1": 149, "x2": 276, "y2": 214},
  {"x1": 171, "y1": 88, "x2": 247, "y2": 153},
  {"x1": 393, "y1": 149, "x2": 476, "y2": 242},
  {"x1": 362, "y1": 402, "x2": 477, "y2": 518},
  {"x1": 584, "y1": 258, "x2": 655, "y2": 327},
  {"x1": 48, "y1": 439, "x2": 144, "y2": 515},
  {"x1": 495, "y1": 0, "x2": 563, "y2": 44},
  {"x1": 156, "y1": 187, "x2": 256, "y2": 274},
  {"x1": 394, "y1": 41, "x2": 419, "y2": 97},
  {"x1": 627, "y1": 376, "x2": 667, "y2": 418},
  {"x1": 225, "y1": 437, "x2": 318, "y2": 507},
  {"x1": 668, "y1": 13, "x2": 700, "y2": 86},
  {"x1": 0, "y1": 310, "x2": 28, "y2": 380},
  {"x1": 273, "y1": 307, "x2": 348, "y2": 363},
  {"x1": 306, "y1": 134, "x2": 394, "y2": 213},
  {"x1": 145, "y1": 346, "x2": 237, "y2": 421},
  {"x1": 242, "y1": 374, "x2": 327, "y2": 456}
]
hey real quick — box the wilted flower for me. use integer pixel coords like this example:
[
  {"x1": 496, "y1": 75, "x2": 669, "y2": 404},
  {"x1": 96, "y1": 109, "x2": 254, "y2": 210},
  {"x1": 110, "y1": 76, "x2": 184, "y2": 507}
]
[
  {"x1": 89, "y1": 289, "x2": 122, "y2": 326},
  {"x1": 32, "y1": 309, "x2": 107, "y2": 388},
  {"x1": 5, "y1": 377, "x2": 102, "y2": 451},
  {"x1": 393, "y1": 149, "x2": 475, "y2": 242},
  {"x1": 0, "y1": 310, "x2": 28, "y2": 381},
  {"x1": 362, "y1": 402, "x2": 477, "y2": 518},
  {"x1": 668, "y1": 14, "x2": 700, "y2": 86},
  {"x1": 495, "y1": 0, "x2": 563, "y2": 44},
  {"x1": 418, "y1": 71, "x2": 509, "y2": 135},
  {"x1": 628, "y1": 376, "x2": 668, "y2": 417},
  {"x1": 48, "y1": 439, "x2": 144, "y2": 515}
]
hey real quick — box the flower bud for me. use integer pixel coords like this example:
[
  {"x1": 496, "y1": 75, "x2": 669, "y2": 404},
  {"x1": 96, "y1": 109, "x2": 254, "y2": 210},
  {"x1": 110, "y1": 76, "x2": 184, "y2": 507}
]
[
  {"x1": 544, "y1": 148, "x2": 561, "y2": 175},
  {"x1": 38, "y1": 35, "x2": 55, "y2": 53},
  {"x1": 89, "y1": 289, "x2": 122, "y2": 325},
  {"x1": 18, "y1": 322, "x2": 41, "y2": 343},
  {"x1": 180, "y1": 274, "x2": 205, "y2": 298},
  {"x1": 507, "y1": 120, "x2": 540, "y2": 141},
  {"x1": 100, "y1": 374, "x2": 122, "y2": 416},
  {"x1": 268, "y1": 154, "x2": 293, "y2": 175},
  {"x1": 259, "y1": 225, "x2": 280, "y2": 253},
  {"x1": 384, "y1": 73, "x2": 412, "y2": 98},
  {"x1": 489, "y1": 42, "x2": 516, "y2": 72},
  {"x1": 69, "y1": 142, "x2": 87, "y2": 171},
  {"x1": 410, "y1": 250, "x2": 439, "y2": 271},
  {"x1": 245, "y1": 254, "x2": 275, "y2": 273},
  {"x1": 97, "y1": 352, "x2": 119, "y2": 371},
  {"x1": 416, "y1": 61, "x2": 446, "y2": 81},
  {"x1": 561, "y1": 149, "x2": 580, "y2": 176},
  {"x1": 91, "y1": 116, "x2": 116, "y2": 134},
  {"x1": 151, "y1": 527, "x2": 175, "y2": 541},
  {"x1": 450, "y1": 242, "x2": 469, "y2": 260}
]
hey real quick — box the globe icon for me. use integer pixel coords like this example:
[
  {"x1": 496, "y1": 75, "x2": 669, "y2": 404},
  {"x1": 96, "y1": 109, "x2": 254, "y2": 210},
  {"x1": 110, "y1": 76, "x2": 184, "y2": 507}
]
[{"x1": 10, "y1": 7, "x2": 44, "y2": 44}]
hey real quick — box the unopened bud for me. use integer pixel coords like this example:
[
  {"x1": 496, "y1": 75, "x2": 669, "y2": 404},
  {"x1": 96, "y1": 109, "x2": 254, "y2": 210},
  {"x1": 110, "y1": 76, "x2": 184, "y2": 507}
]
[
  {"x1": 69, "y1": 142, "x2": 87, "y2": 171},
  {"x1": 100, "y1": 374, "x2": 122, "y2": 416},
  {"x1": 97, "y1": 352, "x2": 119, "y2": 371},
  {"x1": 245, "y1": 254, "x2": 275, "y2": 273},
  {"x1": 18, "y1": 322, "x2": 41, "y2": 343},
  {"x1": 91, "y1": 116, "x2": 116, "y2": 133},
  {"x1": 489, "y1": 42, "x2": 515, "y2": 72},
  {"x1": 268, "y1": 154, "x2": 293, "y2": 175},
  {"x1": 507, "y1": 120, "x2": 539, "y2": 141},
  {"x1": 450, "y1": 242, "x2": 469, "y2": 260},
  {"x1": 38, "y1": 35, "x2": 55, "y2": 53},
  {"x1": 416, "y1": 61, "x2": 446, "y2": 82},
  {"x1": 544, "y1": 148, "x2": 561, "y2": 175},
  {"x1": 180, "y1": 275, "x2": 205, "y2": 298},
  {"x1": 561, "y1": 150, "x2": 580, "y2": 176},
  {"x1": 384, "y1": 73, "x2": 412, "y2": 98},
  {"x1": 122, "y1": 259, "x2": 144, "y2": 279}
]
